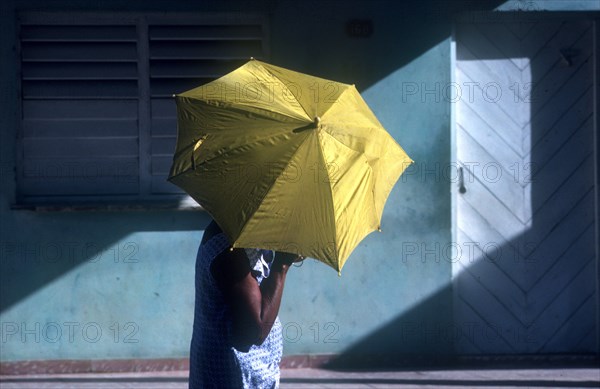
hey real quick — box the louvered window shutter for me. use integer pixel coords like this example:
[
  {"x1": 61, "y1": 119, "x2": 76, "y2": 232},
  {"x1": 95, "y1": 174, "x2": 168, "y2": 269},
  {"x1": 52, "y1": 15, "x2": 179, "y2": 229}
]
[
  {"x1": 17, "y1": 13, "x2": 268, "y2": 207},
  {"x1": 147, "y1": 18, "x2": 267, "y2": 195}
]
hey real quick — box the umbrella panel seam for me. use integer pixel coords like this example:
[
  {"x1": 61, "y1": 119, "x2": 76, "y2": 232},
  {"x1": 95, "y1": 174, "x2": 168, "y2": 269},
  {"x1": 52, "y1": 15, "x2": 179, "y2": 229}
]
[
  {"x1": 315, "y1": 130, "x2": 339, "y2": 267},
  {"x1": 233, "y1": 132, "x2": 314, "y2": 250}
]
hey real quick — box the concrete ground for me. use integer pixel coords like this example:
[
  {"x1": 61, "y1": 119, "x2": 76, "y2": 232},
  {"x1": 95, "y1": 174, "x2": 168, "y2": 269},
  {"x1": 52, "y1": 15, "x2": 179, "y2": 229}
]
[{"x1": 0, "y1": 367, "x2": 598, "y2": 388}]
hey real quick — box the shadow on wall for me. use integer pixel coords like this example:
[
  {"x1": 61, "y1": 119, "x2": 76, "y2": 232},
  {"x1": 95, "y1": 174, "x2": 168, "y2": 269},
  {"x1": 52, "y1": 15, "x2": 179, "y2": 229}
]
[
  {"x1": 326, "y1": 10, "x2": 598, "y2": 367},
  {"x1": 0, "y1": 210, "x2": 212, "y2": 312}
]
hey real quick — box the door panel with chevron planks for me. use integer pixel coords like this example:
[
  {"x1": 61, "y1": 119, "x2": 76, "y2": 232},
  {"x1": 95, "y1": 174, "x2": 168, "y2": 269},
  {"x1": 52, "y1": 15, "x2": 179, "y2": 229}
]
[{"x1": 453, "y1": 17, "x2": 597, "y2": 354}]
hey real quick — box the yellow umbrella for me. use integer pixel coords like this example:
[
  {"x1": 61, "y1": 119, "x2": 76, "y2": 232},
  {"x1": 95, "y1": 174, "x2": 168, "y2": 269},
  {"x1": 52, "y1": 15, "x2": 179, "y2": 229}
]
[{"x1": 168, "y1": 59, "x2": 413, "y2": 273}]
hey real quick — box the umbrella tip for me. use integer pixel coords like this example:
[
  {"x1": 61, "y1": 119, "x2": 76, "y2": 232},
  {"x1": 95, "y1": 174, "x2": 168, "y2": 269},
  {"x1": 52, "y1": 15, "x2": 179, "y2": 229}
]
[
  {"x1": 172, "y1": 94, "x2": 176, "y2": 98},
  {"x1": 377, "y1": 226, "x2": 382, "y2": 232},
  {"x1": 250, "y1": 56, "x2": 255, "y2": 60},
  {"x1": 314, "y1": 116, "x2": 321, "y2": 125}
]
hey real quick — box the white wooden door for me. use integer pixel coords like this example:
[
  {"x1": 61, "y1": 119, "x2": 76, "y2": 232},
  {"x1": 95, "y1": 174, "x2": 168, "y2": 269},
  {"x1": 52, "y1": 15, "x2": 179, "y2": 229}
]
[{"x1": 453, "y1": 17, "x2": 597, "y2": 354}]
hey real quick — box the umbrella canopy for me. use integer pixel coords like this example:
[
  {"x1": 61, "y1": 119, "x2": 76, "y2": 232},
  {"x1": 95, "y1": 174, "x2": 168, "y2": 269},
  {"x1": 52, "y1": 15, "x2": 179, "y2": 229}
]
[{"x1": 169, "y1": 59, "x2": 413, "y2": 273}]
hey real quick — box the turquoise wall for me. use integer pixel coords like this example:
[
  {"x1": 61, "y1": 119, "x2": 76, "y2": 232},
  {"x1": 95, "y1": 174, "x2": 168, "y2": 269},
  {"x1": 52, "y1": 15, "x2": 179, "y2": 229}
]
[{"x1": 1, "y1": 0, "x2": 597, "y2": 363}]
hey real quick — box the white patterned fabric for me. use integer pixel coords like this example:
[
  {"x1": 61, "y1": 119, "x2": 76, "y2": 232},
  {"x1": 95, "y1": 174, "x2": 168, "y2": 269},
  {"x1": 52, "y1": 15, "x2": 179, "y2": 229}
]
[{"x1": 189, "y1": 232, "x2": 282, "y2": 389}]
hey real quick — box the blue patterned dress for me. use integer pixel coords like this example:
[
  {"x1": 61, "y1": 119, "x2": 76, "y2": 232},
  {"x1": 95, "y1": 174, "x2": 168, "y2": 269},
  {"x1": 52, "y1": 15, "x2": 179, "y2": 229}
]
[{"x1": 188, "y1": 232, "x2": 283, "y2": 389}]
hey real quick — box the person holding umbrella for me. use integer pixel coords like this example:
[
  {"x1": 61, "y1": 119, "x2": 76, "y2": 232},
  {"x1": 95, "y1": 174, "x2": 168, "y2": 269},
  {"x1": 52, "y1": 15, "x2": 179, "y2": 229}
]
[
  {"x1": 170, "y1": 59, "x2": 413, "y2": 389},
  {"x1": 188, "y1": 219, "x2": 303, "y2": 389}
]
